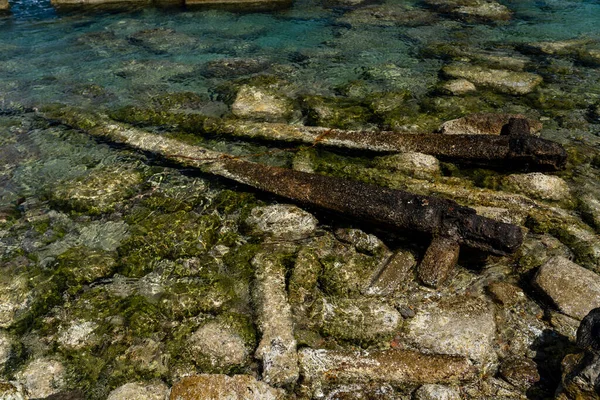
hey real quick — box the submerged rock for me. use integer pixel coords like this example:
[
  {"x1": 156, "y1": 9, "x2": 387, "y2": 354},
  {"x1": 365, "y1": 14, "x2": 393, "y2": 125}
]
[
  {"x1": 0, "y1": 330, "x2": 12, "y2": 369},
  {"x1": 365, "y1": 249, "x2": 416, "y2": 296},
  {"x1": 128, "y1": 28, "x2": 197, "y2": 54},
  {"x1": 244, "y1": 204, "x2": 318, "y2": 241},
  {"x1": 424, "y1": 0, "x2": 511, "y2": 21},
  {"x1": 187, "y1": 320, "x2": 250, "y2": 372},
  {"x1": 231, "y1": 85, "x2": 298, "y2": 123},
  {"x1": 200, "y1": 58, "x2": 271, "y2": 79},
  {"x1": 534, "y1": 256, "x2": 600, "y2": 320},
  {"x1": 107, "y1": 382, "x2": 169, "y2": 400},
  {"x1": 0, "y1": 274, "x2": 30, "y2": 329},
  {"x1": 440, "y1": 79, "x2": 477, "y2": 95},
  {"x1": 299, "y1": 348, "x2": 475, "y2": 391},
  {"x1": 338, "y1": 4, "x2": 437, "y2": 27},
  {"x1": 414, "y1": 384, "x2": 461, "y2": 400},
  {"x1": 251, "y1": 251, "x2": 299, "y2": 387},
  {"x1": 520, "y1": 38, "x2": 592, "y2": 56},
  {"x1": 373, "y1": 152, "x2": 440, "y2": 180},
  {"x1": 0, "y1": 382, "x2": 26, "y2": 400},
  {"x1": 402, "y1": 295, "x2": 497, "y2": 371},
  {"x1": 502, "y1": 173, "x2": 571, "y2": 203},
  {"x1": 312, "y1": 297, "x2": 402, "y2": 345},
  {"x1": 439, "y1": 113, "x2": 542, "y2": 135},
  {"x1": 498, "y1": 357, "x2": 540, "y2": 391},
  {"x1": 442, "y1": 63, "x2": 542, "y2": 95},
  {"x1": 169, "y1": 374, "x2": 285, "y2": 400},
  {"x1": 15, "y1": 358, "x2": 66, "y2": 399}
]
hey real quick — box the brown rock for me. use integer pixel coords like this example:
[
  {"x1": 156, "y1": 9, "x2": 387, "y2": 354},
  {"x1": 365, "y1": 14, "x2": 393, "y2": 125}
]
[
  {"x1": 487, "y1": 281, "x2": 526, "y2": 306},
  {"x1": 418, "y1": 236, "x2": 460, "y2": 288},
  {"x1": 0, "y1": 0, "x2": 9, "y2": 10},
  {"x1": 499, "y1": 357, "x2": 540, "y2": 390},
  {"x1": 534, "y1": 256, "x2": 600, "y2": 320},
  {"x1": 170, "y1": 374, "x2": 285, "y2": 400},
  {"x1": 366, "y1": 249, "x2": 416, "y2": 296},
  {"x1": 439, "y1": 113, "x2": 542, "y2": 135}
]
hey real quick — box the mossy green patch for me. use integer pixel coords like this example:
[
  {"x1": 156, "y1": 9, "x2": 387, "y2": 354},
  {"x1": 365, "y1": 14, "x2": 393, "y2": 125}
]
[
  {"x1": 302, "y1": 95, "x2": 374, "y2": 130},
  {"x1": 55, "y1": 246, "x2": 117, "y2": 292}
]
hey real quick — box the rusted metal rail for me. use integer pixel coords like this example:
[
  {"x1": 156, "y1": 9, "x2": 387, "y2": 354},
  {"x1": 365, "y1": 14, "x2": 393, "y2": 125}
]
[{"x1": 51, "y1": 109, "x2": 526, "y2": 287}]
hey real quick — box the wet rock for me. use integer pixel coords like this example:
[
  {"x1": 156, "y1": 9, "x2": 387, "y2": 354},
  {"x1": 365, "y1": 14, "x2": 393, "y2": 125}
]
[
  {"x1": 557, "y1": 352, "x2": 600, "y2": 400},
  {"x1": 244, "y1": 204, "x2": 318, "y2": 241},
  {"x1": 441, "y1": 79, "x2": 477, "y2": 95},
  {"x1": 579, "y1": 193, "x2": 600, "y2": 231},
  {"x1": 403, "y1": 295, "x2": 497, "y2": 370},
  {"x1": 15, "y1": 358, "x2": 66, "y2": 399},
  {"x1": 521, "y1": 38, "x2": 592, "y2": 56},
  {"x1": 474, "y1": 206, "x2": 526, "y2": 225},
  {"x1": 462, "y1": 376, "x2": 527, "y2": 398},
  {"x1": 0, "y1": 274, "x2": 30, "y2": 328},
  {"x1": 517, "y1": 233, "x2": 573, "y2": 273},
  {"x1": 333, "y1": 228, "x2": 389, "y2": 257},
  {"x1": 373, "y1": 152, "x2": 441, "y2": 180},
  {"x1": 231, "y1": 85, "x2": 297, "y2": 123},
  {"x1": 580, "y1": 48, "x2": 600, "y2": 66},
  {"x1": 313, "y1": 297, "x2": 402, "y2": 345},
  {"x1": 169, "y1": 374, "x2": 285, "y2": 400},
  {"x1": 366, "y1": 249, "x2": 416, "y2": 296},
  {"x1": 123, "y1": 339, "x2": 169, "y2": 377},
  {"x1": 534, "y1": 256, "x2": 600, "y2": 320},
  {"x1": 442, "y1": 63, "x2": 542, "y2": 95},
  {"x1": 338, "y1": 4, "x2": 437, "y2": 27},
  {"x1": 114, "y1": 60, "x2": 196, "y2": 83},
  {"x1": 438, "y1": 113, "x2": 542, "y2": 135},
  {"x1": 128, "y1": 28, "x2": 197, "y2": 54},
  {"x1": 499, "y1": 357, "x2": 540, "y2": 390},
  {"x1": 107, "y1": 382, "x2": 169, "y2": 400},
  {"x1": 502, "y1": 173, "x2": 571, "y2": 202},
  {"x1": 413, "y1": 384, "x2": 461, "y2": 400},
  {"x1": 57, "y1": 319, "x2": 98, "y2": 350},
  {"x1": 418, "y1": 236, "x2": 461, "y2": 288},
  {"x1": 0, "y1": 382, "x2": 26, "y2": 400},
  {"x1": 424, "y1": 0, "x2": 511, "y2": 21},
  {"x1": 187, "y1": 320, "x2": 250, "y2": 372},
  {"x1": 50, "y1": 165, "x2": 143, "y2": 215},
  {"x1": 299, "y1": 348, "x2": 475, "y2": 391},
  {"x1": 550, "y1": 311, "x2": 580, "y2": 342},
  {"x1": 302, "y1": 95, "x2": 374, "y2": 130},
  {"x1": 200, "y1": 58, "x2": 271, "y2": 79},
  {"x1": 0, "y1": 330, "x2": 12, "y2": 369},
  {"x1": 316, "y1": 383, "x2": 399, "y2": 399},
  {"x1": 55, "y1": 247, "x2": 117, "y2": 287},
  {"x1": 251, "y1": 251, "x2": 299, "y2": 387},
  {"x1": 0, "y1": 0, "x2": 9, "y2": 10},
  {"x1": 487, "y1": 281, "x2": 526, "y2": 307}
]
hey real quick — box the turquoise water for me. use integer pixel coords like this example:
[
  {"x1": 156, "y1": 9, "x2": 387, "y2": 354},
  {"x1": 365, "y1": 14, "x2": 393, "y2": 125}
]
[{"x1": 1, "y1": 0, "x2": 600, "y2": 397}]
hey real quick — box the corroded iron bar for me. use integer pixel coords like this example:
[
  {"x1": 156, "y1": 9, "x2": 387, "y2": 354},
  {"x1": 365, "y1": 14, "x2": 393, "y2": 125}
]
[{"x1": 51, "y1": 109, "x2": 523, "y2": 256}]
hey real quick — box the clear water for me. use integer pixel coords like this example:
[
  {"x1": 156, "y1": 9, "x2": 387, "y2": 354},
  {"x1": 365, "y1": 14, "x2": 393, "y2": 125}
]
[{"x1": 2, "y1": 0, "x2": 600, "y2": 396}]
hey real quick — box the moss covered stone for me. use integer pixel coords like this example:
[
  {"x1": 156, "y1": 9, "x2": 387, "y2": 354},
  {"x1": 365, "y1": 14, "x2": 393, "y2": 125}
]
[
  {"x1": 55, "y1": 246, "x2": 117, "y2": 289},
  {"x1": 302, "y1": 95, "x2": 374, "y2": 130},
  {"x1": 51, "y1": 165, "x2": 144, "y2": 215}
]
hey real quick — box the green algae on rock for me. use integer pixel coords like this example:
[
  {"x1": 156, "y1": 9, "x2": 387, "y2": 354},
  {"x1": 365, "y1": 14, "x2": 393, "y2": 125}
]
[{"x1": 442, "y1": 63, "x2": 543, "y2": 95}]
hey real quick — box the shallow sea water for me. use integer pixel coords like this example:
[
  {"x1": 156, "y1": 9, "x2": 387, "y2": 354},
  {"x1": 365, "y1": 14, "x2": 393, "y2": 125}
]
[{"x1": 1, "y1": 0, "x2": 600, "y2": 397}]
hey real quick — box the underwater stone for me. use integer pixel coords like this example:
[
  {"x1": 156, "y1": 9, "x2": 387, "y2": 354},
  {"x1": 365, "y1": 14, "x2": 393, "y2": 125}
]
[
  {"x1": 57, "y1": 319, "x2": 98, "y2": 350},
  {"x1": 123, "y1": 339, "x2": 169, "y2": 376},
  {"x1": 521, "y1": 38, "x2": 592, "y2": 56},
  {"x1": 418, "y1": 236, "x2": 461, "y2": 288},
  {"x1": 373, "y1": 152, "x2": 440, "y2": 180},
  {"x1": 498, "y1": 357, "x2": 540, "y2": 391},
  {"x1": 441, "y1": 79, "x2": 477, "y2": 95},
  {"x1": 0, "y1": 274, "x2": 30, "y2": 328},
  {"x1": 0, "y1": 330, "x2": 12, "y2": 369},
  {"x1": 424, "y1": 0, "x2": 511, "y2": 21},
  {"x1": 170, "y1": 374, "x2": 285, "y2": 400},
  {"x1": 517, "y1": 233, "x2": 573, "y2": 273},
  {"x1": 0, "y1": 382, "x2": 26, "y2": 400},
  {"x1": 366, "y1": 249, "x2": 416, "y2": 296},
  {"x1": 244, "y1": 204, "x2": 318, "y2": 241},
  {"x1": 299, "y1": 348, "x2": 475, "y2": 389},
  {"x1": 51, "y1": 165, "x2": 143, "y2": 215},
  {"x1": 187, "y1": 321, "x2": 249, "y2": 372},
  {"x1": 107, "y1": 382, "x2": 169, "y2": 400},
  {"x1": 439, "y1": 113, "x2": 542, "y2": 135},
  {"x1": 200, "y1": 58, "x2": 271, "y2": 79},
  {"x1": 251, "y1": 251, "x2": 299, "y2": 387},
  {"x1": 579, "y1": 193, "x2": 600, "y2": 231},
  {"x1": 473, "y1": 206, "x2": 526, "y2": 225},
  {"x1": 313, "y1": 297, "x2": 402, "y2": 345},
  {"x1": 534, "y1": 256, "x2": 600, "y2": 320},
  {"x1": 580, "y1": 48, "x2": 600, "y2": 66},
  {"x1": 128, "y1": 28, "x2": 197, "y2": 54},
  {"x1": 502, "y1": 172, "x2": 571, "y2": 202},
  {"x1": 486, "y1": 281, "x2": 526, "y2": 307},
  {"x1": 15, "y1": 358, "x2": 65, "y2": 399},
  {"x1": 231, "y1": 85, "x2": 297, "y2": 123},
  {"x1": 403, "y1": 295, "x2": 497, "y2": 371},
  {"x1": 333, "y1": 228, "x2": 389, "y2": 257},
  {"x1": 414, "y1": 384, "x2": 461, "y2": 400},
  {"x1": 338, "y1": 4, "x2": 437, "y2": 27},
  {"x1": 442, "y1": 64, "x2": 542, "y2": 95}
]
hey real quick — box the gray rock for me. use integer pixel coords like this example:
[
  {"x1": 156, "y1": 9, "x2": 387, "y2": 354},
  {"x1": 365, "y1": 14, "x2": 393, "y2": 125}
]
[
  {"x1": 313, "y1": 297, "x2": 402, "y2": 344},
  {"x1": 15, "y1": 358, "x2": 66, "y2": 399},
  {"x1": 333, "y1": 228, "x2": 389, "y2": 257},
  {"x1": 187, "y1": 321, "x2": 249, "y2": 371},
  {"x1": 252, "y1": 252, "x2": 299, "y2": 387},
  {"x1": 579, "y1": 193, "x2": 600, "y2": 231},
  {"x1": 245, "y1": 204, "x2": 318, "y2": 241},
  {"x1": 439, "y1": 113, "x2": 542, "y2": 135},
  {"x1": 534, "y1": 256, "x2": 600, "y2": 320},
  {"x1": 169, "y1": 374, "x2": 285, "y2": 399},
  {"x1": 0, "y1": 274, "x2": 30, "y2": 328},
  {"x1": 414, "y1": 384, "x2": 461, "y2": 400},
  {"x1": 0, "y1": 331, "x2": 12, "y2": 369},
  {"x1": 403, "y1": 295, "x2": 497, "y2": 371},
  {"x1": 373, "y1": 152, "x2": 441, "y2": 180},
  {"x1": 0, "y1": 382, "x2": 26, "y2": 400},
  {"x1": 502, "y1": 173, "x2": 571, "y2": 202},
  {"x1": 231, "y1": 85, "x2": 297, "y2": 122},
  {"x1": 442, "y1": 64, "x2": 542, "y2": 95},
  {"x1": 57, "y1": 320, "x2": 98, "y2": 350},
  {"x1": 549, "y1": 311, "x2": 580, "y2": 341},
  {"x1": 366, "y1": 249, "x2": 416, "y2": 296},
  {"x1": 107, "y1": 382, "x2": 169, "y2": 400}
]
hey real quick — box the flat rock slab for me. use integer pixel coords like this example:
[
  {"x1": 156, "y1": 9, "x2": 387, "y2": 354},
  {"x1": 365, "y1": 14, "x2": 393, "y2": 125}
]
[
  {"x1": 403, "y1": 295, "x2": 497, "y2": 370},
  {"x1": 442, "y1": 64, "x2": 542, "y2": 95},
  {"x1": 299, "y1": 348, "x2": 475, "y2": 389},
  {"x1": 534, "y1": 256, "x2": 600, "y2": 320},
  {"x1": 170, "y1": 375, "x2": 285, "y2": 400}
]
